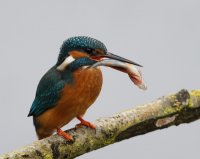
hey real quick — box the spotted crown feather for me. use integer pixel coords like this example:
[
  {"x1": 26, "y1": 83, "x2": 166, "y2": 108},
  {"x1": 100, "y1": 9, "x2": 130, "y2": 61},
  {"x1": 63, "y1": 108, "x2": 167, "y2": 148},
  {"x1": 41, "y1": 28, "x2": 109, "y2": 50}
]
[{"x1": 57, "y1": 36, "x2": 107, "y2": 65}]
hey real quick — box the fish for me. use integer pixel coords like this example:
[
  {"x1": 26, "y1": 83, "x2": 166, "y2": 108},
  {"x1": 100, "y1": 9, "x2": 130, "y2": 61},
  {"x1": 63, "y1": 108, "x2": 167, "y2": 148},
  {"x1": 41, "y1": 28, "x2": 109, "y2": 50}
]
[{"x1": 91, "y1": 59, "x2": 147, "y2": 90}]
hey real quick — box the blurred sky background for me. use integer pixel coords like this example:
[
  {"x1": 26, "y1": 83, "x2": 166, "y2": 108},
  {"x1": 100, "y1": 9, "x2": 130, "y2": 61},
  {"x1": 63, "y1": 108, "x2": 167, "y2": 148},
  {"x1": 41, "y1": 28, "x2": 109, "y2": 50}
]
[{"x1": 0, "y1": 0, "x2": 200, "y2": 158}]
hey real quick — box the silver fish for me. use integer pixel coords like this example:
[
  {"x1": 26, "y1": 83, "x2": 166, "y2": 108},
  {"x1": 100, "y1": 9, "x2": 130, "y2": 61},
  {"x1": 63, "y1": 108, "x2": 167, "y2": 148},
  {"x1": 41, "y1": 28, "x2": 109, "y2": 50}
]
[{"x1": 91, "y1": 59, "x2": 147, "y2": 90}]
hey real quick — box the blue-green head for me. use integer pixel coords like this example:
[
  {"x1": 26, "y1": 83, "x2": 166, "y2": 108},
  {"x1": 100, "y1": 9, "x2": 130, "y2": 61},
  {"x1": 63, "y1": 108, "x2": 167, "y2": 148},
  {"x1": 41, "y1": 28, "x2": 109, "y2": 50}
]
[
  {"x1": 56, "y1": 36, "x2": 142, "y2": 71},
  {"x1": 57, "y1": 36, "x2": 107, "y2": 65}
]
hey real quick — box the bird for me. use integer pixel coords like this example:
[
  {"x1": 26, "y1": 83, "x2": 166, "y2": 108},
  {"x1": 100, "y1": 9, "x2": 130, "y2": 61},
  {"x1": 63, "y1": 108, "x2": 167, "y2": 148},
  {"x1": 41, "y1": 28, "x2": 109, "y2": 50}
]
[{"x1": 28, "y1": 36, "x2": 146, "y2": 141}]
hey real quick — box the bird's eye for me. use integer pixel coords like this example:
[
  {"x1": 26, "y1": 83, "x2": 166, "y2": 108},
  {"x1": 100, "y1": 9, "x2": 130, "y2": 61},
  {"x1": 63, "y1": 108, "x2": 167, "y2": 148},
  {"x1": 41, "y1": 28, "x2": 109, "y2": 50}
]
[
  {"x1": 85, "y1": 48, "x2": 96, "y2": 55},
  {"x1": 85, "y1": 48, "x2": 92, "y2": 53}
]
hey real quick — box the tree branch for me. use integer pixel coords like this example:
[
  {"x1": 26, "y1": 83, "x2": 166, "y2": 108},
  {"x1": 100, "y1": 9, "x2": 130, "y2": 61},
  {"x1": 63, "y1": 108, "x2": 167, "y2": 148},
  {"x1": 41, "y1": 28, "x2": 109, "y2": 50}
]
[{"x1": 1, "y1": 89, "x2": 200, "y2": 159}]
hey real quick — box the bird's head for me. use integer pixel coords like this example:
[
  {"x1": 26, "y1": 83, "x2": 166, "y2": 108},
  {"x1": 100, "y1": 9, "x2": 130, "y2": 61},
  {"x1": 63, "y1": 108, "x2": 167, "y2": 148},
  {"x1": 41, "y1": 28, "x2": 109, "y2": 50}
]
[{"x1": 56, "y1": 36, "x2": 146, "y2": 90}]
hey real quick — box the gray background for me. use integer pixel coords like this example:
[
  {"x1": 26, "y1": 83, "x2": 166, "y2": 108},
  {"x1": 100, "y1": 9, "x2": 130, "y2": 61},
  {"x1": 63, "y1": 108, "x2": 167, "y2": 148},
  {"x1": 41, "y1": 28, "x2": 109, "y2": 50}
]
[{"x1": 0, "y1": 0, "x2": 200, "y2": 158}]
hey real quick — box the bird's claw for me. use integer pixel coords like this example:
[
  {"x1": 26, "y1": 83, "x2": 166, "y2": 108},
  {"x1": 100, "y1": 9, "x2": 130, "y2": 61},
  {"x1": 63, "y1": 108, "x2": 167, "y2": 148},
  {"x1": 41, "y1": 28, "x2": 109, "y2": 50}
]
[
  {"x1": 76, "y1": 121, "x2": 96, "y2": 129},
  {"x1": 76, "y1": 116, "x2": 96, "y2": 129},
  {"x1": 57, "y1": 128, "x2": 73, "y2": 141}
]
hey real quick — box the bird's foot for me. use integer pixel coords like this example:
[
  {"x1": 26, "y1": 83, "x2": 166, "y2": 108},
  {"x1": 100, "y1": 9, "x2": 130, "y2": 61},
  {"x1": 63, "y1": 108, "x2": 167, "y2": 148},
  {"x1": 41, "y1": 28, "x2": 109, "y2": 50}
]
[
  {"x1": 57, "y1": 128, "x2": 73, "y2": 141},
  {"x1": 76, "y1": 116, "x2": 96, "y2": 129}
]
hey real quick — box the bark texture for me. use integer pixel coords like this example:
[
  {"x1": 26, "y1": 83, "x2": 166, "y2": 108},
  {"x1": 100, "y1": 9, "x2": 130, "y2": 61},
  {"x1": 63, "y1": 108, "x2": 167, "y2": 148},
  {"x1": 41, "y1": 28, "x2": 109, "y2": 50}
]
[{"x1": 1, "y1": 89, "x2": 200, "y2": 159}]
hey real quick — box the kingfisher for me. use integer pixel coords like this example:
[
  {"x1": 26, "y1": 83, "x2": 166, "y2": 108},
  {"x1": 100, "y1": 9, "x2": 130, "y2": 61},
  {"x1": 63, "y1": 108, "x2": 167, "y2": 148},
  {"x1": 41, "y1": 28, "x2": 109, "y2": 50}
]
[{"x1": 28, "y1": 36, "x2": 146, "y2": 141}]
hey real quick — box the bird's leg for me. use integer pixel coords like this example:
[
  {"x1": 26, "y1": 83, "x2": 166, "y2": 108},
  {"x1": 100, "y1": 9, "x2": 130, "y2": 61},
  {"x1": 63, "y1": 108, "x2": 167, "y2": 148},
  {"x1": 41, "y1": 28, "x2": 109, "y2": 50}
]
[
  {"x1": 76, "y1": 116, "x2": 96, "y2": 129},
  {"x1": 57, "y1": 128, "x2": 73, "y2": 141}
]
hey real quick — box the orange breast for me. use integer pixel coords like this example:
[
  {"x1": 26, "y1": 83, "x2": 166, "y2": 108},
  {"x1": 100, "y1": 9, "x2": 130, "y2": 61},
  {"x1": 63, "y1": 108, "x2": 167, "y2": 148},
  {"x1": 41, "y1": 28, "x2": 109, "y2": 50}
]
[{"x1": 36, "y1": 67, "x2": 103, "y2": 130}]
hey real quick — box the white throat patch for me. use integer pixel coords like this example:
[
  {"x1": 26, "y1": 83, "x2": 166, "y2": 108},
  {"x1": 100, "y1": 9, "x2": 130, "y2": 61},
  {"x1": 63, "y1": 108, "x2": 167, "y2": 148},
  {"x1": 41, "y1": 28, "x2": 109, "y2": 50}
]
[{"x1": 57, "y1": 56, "x2": 75, "y2": 71}]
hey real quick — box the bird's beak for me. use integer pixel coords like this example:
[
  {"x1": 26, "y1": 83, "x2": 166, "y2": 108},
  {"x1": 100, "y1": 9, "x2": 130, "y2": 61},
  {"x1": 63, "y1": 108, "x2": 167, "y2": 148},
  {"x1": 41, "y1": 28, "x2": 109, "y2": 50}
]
[
  {"x1": 91, "y1": 52, "x2": 147, "y2": 90},
  {"x1": 100, "y1": 52, "x2": 143, "y2": 67}
]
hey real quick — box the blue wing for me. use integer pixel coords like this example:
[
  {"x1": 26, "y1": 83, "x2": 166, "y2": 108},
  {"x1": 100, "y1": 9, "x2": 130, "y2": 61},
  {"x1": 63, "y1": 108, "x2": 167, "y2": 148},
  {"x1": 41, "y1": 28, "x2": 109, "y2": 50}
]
[
  {"x1": 28, "y1": 67, "x2": 66, "y2": 116},
  {"x1": 28, "y1": 58, "x2": 91, "y2": 117}
]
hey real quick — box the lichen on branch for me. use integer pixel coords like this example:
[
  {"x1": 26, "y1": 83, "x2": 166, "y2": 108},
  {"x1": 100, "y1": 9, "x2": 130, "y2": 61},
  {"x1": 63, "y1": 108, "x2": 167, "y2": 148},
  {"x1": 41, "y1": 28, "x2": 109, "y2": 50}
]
[{"x1": 1, "y1": 89, "x2": 200, "y2": 159}]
